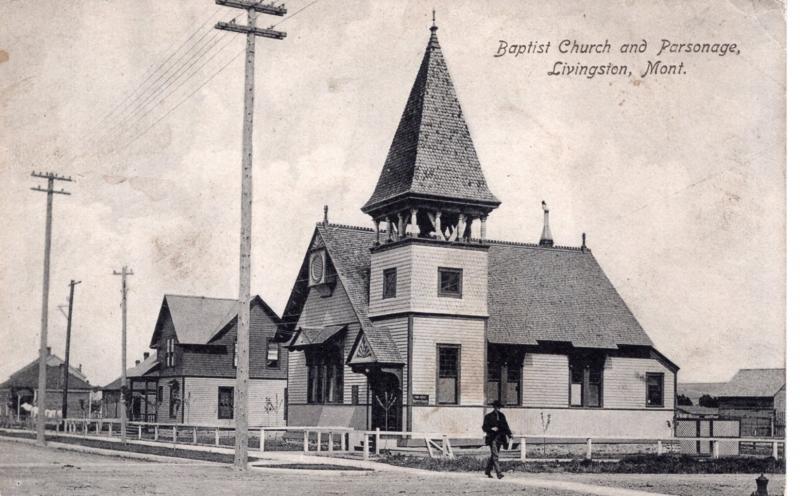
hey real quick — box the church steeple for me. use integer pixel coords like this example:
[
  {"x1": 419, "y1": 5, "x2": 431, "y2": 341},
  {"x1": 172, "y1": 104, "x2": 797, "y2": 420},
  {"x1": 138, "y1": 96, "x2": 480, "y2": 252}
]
[{"x1": 362, "y1": 20, "x2": 500, "y2": 244}]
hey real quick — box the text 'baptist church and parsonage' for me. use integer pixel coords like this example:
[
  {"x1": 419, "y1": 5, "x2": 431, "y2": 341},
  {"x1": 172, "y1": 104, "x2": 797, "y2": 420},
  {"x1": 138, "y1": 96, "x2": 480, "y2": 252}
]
[{"x1": 494, "y1": 39, "x2": 740, "y2": 79}]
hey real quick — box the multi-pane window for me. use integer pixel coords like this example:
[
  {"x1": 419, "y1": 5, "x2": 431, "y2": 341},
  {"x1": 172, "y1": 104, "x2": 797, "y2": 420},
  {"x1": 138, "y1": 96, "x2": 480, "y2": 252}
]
[
  {"x1": 570, "y1": 357, "x2": 603, "y2": 408},
  {"x1": 169, "y1": 382, "x2": 180, "y2": 419},
  {"x1": 646, "y1": 373, "x2": 664, "y2": 407},
  {"x1": 218, "y1": 387, "x2": 234, "y2": 419},
  {"x1": 266, "y1": 339, "x2": 279, "y2": 368},
  {"x1": 382, "y1": 268, "x2": 397, "y2": 299},
  {"x1": 487, "y1": 351, "x2": 522, "y2": 406},
  {"x1": 437, "y1": 345, "x2": 460, "y2": 404},
  {"x1": 165, "y1": 338, "x2": 176, "y2": 368},
  {"x1": 438, "y1": 268, "x2": 462, "y2": 298},
  {"x1": 306, "y1": 344, "x2": 344, "y2": 404}
]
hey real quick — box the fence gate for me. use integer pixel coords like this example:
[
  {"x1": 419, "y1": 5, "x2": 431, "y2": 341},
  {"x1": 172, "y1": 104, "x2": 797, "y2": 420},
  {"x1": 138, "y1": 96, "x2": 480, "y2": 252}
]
[{"x1": 675, "y1": 418, "x2": 740, "y2": 456}]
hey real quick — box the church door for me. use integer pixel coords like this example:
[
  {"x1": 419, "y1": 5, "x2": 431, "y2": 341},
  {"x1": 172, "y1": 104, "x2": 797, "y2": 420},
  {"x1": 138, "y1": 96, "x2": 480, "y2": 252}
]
[{"x1": 370, "y1": 371, "x2": 402, "y2": 432}]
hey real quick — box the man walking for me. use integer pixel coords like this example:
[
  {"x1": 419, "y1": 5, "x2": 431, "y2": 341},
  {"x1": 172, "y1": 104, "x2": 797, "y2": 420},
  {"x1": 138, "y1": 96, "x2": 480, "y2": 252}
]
[{"x1": 482, "y1": 400, "x2": 512, "y2": 479}]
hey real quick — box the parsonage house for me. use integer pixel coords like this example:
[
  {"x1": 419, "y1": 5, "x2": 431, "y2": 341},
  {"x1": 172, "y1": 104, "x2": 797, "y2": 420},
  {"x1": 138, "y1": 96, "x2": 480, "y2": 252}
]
[
  {"x1": 282, "y1": 22, "x2": 678, "y2": 438},
  {"x1": 120, "y1": 294, "x2": 289, "y2": 427}
]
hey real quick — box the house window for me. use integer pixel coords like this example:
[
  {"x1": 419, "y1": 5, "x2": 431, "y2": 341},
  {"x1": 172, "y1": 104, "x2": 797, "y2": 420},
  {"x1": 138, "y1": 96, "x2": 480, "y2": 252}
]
[
  {"x1": 218, "y1": 387, "x2": 234, "y2": 419},
  {"x1": 437, "y1": 344, "x2": 460, "y2": 404},
  {"x1": 569, "y1": 356, "x2": 603, "y2": 408},
  {"x1": 266, "y1": 339, "x2": 280, "y2": 368},
  {"x1": 646, "y1": 373, "x2": 665, "y2": 407},
  {"x1": 169, "y1": 382, "x2": 180, "y2": 419},
  {"x1": 165, "y1": 338, "x2": 176, "y2": 368},
  {"x1": 306, "y1": 344, "x2": 344, "y2": 404},
  {"x1": 486, "y1": 350, "x2": 522, "y2": 406},
  {"x1": 382, "y1": 268, "x2": 397, "y2": 299},
  {"x1": 438, "y1": 268, "x2": 462, "y2": 298}
]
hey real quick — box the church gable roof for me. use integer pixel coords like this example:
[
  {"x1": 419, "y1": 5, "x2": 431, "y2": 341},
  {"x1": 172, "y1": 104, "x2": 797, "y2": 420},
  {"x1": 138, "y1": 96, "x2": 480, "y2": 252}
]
[{"x1": 362, "y1": 26, "x2": 499, "y2": 214}]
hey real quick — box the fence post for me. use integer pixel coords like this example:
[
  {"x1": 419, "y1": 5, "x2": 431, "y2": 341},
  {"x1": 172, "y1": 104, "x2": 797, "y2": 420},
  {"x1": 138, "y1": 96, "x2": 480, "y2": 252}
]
[
  {"x1": 327, "y1": 432, "x2": 334, "y2": 453},
  {"x1": 375, "y1": 428, "x2": 381, "y2": 455},
  {"x1": 586, "y1": 438, "x2": 592, "y2": 460},
  {"x1": 317, "y1": 431, "x2": 322, "y2": 452},
  {"x1": 341, "y1": 432, "x2": 346, "y2": 452},
  {"x1": 303, "y1": 430, "x2": 309, "y2": 452},
  {"x1": 83, "y1": 421, "x2": 88, "y2": 436},
  {"x1": 138, "y1": 425, "x2": 142, "y2": 440},
  {"x1": 193, "y1": 426, "x2": 197, "y2": 444},
  {"x1": 214, "y1": 428, "x2": 219, "y2": 446},
  {"x1": 712, "y1": 440, "x2": 720, "y2": 459},
  {"x1": 96, "y1": 421, "x2": 101, "y2": 434},
  {"x1": 363, "y1": 432, "x2": 369, "y2": 461},
  {"x1": 109, "y1": 423, "x2": 113, "y2": 437},
  {"x1": 657, "y1": 440, "x2": 663, "y2": 455},
  {"x1": 172, "y1": 426, "x2": 177, "y2": 443},
  {"x1": 520, "y1": 437, "x2": 527, "y2": 461},
  {"x1": 155, "y1": 425, "x2": 159, "y2": 441},
  {"x1": 772, "y1": 441, "x2": 779, "y2": 459},
  {"x1": 260, "y1": 429, "x2": 265, "y2": 452}
]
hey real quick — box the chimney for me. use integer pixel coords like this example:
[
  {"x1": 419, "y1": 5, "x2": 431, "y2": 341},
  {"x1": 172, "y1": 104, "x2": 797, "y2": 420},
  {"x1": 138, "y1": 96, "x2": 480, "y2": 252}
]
[
  {"x1": 581, "y1": 233, "x2": 587, "y2": 252},
  {"x1": 143, "y1": 352, "x2": 150, "y2": 359},
  {"x1": 539, "y1": 201, "x2": 554, "y2": 247},
  {"x1": 78, "y1": 364, "x2": 82, "y2": 371},
  {"x1": 323, "y1": 204, "x2": 329, "y2": 226},
  {"x1": 46, "y1": 346, "x2": 52, "y2": 355},
  {"x1": 135, "y1": 360, "x2": 141, "y2": 366}
]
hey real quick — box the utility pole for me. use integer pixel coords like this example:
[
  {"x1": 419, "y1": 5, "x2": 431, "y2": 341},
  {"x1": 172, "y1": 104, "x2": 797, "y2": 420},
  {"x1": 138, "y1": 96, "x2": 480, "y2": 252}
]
[
  {"x1": 113, "y1": 266, "x2": 133, "y2": 443},
  {"x1": 215, "y1": 0, "x2": 286, "y2": 471},
  {"x1": 61, "y1": 280, "x2": 81, "y2": 422},
  {"x1": 30, "y1": 171, "x2": 72, "y2": 446}
]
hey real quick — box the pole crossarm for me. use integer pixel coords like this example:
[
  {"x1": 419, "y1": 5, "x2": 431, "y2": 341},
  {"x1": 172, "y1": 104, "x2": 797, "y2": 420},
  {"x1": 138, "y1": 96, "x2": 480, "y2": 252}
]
[
  {"x1": 215, "y1": 21, "x2": 286, "y2": 39},
  {"x1": 31, "y1": 186, "x2": 71, "y2": 195},
  {"x1": 215, "y1": 0, "x2": 287, "y2": 16},
  {"x1": 31, "y1": 171, "x2": 73, "y2": 182}
]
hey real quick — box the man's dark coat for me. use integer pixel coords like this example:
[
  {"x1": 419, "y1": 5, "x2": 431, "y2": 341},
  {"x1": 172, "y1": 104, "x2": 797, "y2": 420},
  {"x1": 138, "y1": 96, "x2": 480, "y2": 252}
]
[{"x1": 482, "y1": 409, "x2": 512, "y2": 448}]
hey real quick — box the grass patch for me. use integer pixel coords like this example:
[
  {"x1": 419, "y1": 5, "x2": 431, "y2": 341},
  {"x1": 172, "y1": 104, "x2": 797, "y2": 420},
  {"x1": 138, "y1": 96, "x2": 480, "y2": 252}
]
[{"x1": 379, "y1": 453, "x2": 785, "y2": 475}]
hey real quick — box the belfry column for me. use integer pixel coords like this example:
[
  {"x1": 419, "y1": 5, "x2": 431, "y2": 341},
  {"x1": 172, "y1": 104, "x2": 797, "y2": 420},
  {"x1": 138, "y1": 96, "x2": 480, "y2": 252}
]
[{"x1": 409, "y1": 209, "x2": 419, "y2": 238}]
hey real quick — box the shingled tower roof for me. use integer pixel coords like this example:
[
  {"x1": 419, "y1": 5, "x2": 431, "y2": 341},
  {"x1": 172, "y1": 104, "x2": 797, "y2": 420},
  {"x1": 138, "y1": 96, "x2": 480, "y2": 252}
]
[{"x1": 362, "y1": 23, "x2": 500, "y2": 215}]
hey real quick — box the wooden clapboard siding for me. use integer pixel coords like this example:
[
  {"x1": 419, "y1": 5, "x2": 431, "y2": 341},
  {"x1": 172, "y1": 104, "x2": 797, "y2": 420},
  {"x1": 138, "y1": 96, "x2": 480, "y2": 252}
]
[
  {"x1": 297, "y1": 276, "x2": 358, "y2": 328},
  {"x1": 287, "y1": 349, "x2": 307, "y2": 404},
  {"x1": 182, "y1": 377, "x2": 286, "y2": 427},
  {"x1": 341, "y1": 325, "x2": 367, "y2": 404},
  {"x1": 369, "y1": 244, "x2": 413, "y2": 316},
  {"x1": 523, "y1": 353, "x2": 569, "y2": 408},
  {"x1": 603, "y1": 356, "x2": 675, "y2": 409},
  {"x1": 411, "y1": 316, "x2": 484, "y2": 405},
  {"x1": 368, "y1": 243, "x2": 488, "y2": 318}
]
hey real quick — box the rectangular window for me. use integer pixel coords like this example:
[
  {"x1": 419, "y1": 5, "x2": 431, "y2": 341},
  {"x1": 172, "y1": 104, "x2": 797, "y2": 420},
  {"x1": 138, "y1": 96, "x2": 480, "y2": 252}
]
[
  {"x1": 505, "y1": 363, "x2": 521, "y2": 406},
  {"x1": 169, "y1": 383, "x2": 180, "y2": 419},
  {"x1": 486, "y1": 357, "x2": 522, "y2": 407},
  {"x1": 266, "y1": 339, "x2": 279, "y2": 368},
  {"x1": 646, "y1": 373, "x2": 665, "y2": 407},
  {"x1": 218, "y1": 387, "x2": 234, "y2": 420},
  {"x1": 438, "y1": 268, "x2": 463, "y2": 298},
  {"x1": 351, "y1": 385, "x2": 359, "y2": 405},
  {"x1": 165, "y1": 338, "x2": 176, "y2": 368},
  {"x1": 306, "y1": 345, "x2": 344, "y2": 404},
  {"x1": 436, "y1": 345, "x2": 460, "y2": 404},
  {"x1": 382, "y1": 268, "x2": 397, "y2": 299},
  {"x1": 570, "y1": 357, "x2": 604, "y2": 408}
]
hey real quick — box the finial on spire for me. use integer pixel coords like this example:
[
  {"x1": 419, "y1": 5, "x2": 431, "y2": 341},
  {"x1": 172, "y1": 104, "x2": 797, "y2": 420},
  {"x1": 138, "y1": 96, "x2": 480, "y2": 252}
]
[
  {"x1": 540, "y1": 200, "x2": 554, "y2": 247},
  {"x1": 323, "y1": 204, "x2": 329, "y2": 226},
  {"x1": 430, "y1": 8, "x2": 438, "y2": 32}
]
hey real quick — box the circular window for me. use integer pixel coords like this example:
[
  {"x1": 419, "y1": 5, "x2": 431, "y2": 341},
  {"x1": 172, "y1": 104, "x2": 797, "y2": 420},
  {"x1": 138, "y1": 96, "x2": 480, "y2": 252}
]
[{"x1": 310, "y1": 252, "x2": 324, "y2": 283}]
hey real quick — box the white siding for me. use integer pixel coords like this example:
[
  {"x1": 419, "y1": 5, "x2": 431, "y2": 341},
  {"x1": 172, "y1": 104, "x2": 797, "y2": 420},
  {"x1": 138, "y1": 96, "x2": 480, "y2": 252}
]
[
  {"x1": 297, "y1": 276, "x2": 357, "y2": 328},
  {"x1": 183, "y1": 377, "x2": 286, "y2": 427},
  {"x1": 523, "y1": 353, "x2": 569, "y2": 408},
  {"x1": 603, "y1": 356, "x2": 675, "y2": 409},
  {"x1": 377, "y1": 318, "x2": 409, "y2": 396},
  {"x1": 411, "y1": 316, "x2": 485, "y2": 405},
  {"x1": 368, "y1": 243, "x2": 488, "y2": 318}
]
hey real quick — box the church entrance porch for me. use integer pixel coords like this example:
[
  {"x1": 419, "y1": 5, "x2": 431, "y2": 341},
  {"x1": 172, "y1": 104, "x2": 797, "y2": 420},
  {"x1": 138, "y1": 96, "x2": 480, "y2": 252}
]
[{"x1": 367, "y1": 369, "x2": 402, "y2": 432}]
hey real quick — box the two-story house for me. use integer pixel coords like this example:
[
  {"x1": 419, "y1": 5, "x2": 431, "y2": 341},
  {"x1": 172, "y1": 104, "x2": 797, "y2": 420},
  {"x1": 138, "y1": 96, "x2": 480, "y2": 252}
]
[
  {"x1": 142, "y1": 294, "x2": 289, "y2": 427},
  {"x1": 283, "y1": 21, "x2": 678, "y2": 439}
]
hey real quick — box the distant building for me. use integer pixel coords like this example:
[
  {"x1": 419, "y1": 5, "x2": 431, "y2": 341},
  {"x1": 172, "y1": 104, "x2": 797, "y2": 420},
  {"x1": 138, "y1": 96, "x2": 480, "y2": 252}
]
[
  {"x1": 282, "y1": 22, "x2": 678, "y2": 439},
  {"x1": 125, "y1": 294, "x2": 290, "y2": 427},
  {"x1": 0, "y1": 348, "x2": 94, "y2": 420},
  {"x1": 101, "y1": 351, "x2": 159, "y2": 420},
  {"x1": 717, "y1": 368, "x2": 785, "y2": 437}
]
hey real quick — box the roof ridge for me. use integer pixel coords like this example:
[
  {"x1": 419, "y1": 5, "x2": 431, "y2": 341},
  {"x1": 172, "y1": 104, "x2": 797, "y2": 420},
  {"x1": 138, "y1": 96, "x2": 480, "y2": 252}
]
[
  {"x1": 485, "y1": 238, "x2": 590, "y2": 252},
  {"x1": 164, "y1": 293, "x2": 237, "y2": 301},
  {"x1": 317, "y1": 222, "x2": 375, "y2": 232}
]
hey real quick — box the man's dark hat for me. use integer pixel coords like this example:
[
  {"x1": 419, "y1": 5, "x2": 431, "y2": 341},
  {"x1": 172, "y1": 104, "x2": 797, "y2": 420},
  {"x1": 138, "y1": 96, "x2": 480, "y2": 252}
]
[{"x1": 491, "y1": 400, "x2": 504, "y2": 408}]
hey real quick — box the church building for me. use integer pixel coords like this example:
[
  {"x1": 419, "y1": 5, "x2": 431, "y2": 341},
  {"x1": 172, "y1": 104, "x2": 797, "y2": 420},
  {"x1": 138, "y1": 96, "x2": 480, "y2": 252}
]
[{"x1": 283, "y1": 21, "x2": 677, "y2": 439}]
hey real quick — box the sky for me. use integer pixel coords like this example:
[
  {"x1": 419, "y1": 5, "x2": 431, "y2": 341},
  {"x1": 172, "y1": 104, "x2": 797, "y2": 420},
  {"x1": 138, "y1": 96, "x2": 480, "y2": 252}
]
[{"x1": 0, "y1": 0, "x2": 785, "y2": 386}]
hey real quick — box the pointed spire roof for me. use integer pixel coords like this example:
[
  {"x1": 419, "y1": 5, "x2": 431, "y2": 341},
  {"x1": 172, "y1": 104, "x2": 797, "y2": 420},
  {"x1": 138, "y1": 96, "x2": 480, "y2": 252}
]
[{"x1": 362, "y1": 23, "x2": 500, "y2": 215}]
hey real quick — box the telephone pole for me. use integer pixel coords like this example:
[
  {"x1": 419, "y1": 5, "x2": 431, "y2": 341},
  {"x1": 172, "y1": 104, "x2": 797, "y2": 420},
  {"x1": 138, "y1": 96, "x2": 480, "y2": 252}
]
[
  {"x1": 30, "y1": 171, "x2": 72, "y2": 446},
  {"x1": 215, "y1": 0, "x2": 286, "y2": 471},
  {"x1": 113, "y1": 266, "x2": 133, "y2": 442},
  {"x1": 61, "y1": 280, "x2": 81, "y2": 421}
]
